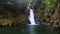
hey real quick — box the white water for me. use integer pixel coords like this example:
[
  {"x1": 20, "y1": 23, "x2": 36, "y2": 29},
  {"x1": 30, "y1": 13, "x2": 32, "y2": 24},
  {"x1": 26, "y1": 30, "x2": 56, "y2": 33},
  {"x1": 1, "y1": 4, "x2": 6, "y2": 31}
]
[{"x1": 28, "y1": 3, "x2": 36, "y2": 25}]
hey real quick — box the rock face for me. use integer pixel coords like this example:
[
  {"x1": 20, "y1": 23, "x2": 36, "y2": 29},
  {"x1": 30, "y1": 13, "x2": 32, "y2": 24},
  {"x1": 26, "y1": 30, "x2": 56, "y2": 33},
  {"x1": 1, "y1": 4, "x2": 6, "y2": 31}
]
[
  {"x1": 0, "y1": 0, "x2": 29, "y2": 26},
  {"x1": 0, "y1": 0, "x2": 59, "y2": 27}
]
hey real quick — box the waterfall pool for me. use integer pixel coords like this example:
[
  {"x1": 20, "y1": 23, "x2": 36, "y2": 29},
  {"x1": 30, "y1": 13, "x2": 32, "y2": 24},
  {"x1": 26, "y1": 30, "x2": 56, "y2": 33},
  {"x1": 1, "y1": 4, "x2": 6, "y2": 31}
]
[{"x1": 0, "y1": 25, "x2": 59, "y2": 34}]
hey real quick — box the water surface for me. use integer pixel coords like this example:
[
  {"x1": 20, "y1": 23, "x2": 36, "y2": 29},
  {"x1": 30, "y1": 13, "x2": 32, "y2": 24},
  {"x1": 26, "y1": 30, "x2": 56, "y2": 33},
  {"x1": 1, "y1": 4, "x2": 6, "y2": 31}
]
[{"x1": 0, "y1": 25, "x2": 58, "y2": 34}]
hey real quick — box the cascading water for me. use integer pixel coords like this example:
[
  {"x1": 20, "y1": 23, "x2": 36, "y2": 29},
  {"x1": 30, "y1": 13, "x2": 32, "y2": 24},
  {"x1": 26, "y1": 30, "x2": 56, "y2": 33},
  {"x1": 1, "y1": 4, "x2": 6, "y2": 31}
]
[{"x1": 28, "y1": 3, "x2": 36, "y2": 25}]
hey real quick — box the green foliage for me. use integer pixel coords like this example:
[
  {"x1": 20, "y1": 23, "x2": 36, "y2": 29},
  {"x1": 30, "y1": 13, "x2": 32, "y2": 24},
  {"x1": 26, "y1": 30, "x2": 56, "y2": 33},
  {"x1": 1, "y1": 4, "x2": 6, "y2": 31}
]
[
  {"x1": 41, "y1": 0, "x2": 57, "y2": 16},
  {"x1": 36, "y1": 0, "x2": 57, "y2": 24}
]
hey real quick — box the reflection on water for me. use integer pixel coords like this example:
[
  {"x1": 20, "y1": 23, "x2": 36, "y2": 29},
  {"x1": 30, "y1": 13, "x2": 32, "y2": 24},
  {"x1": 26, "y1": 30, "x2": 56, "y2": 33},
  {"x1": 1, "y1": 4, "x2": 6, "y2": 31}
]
[
  {"x1": 28, "y1": 25, "x2": 36, "y2": 34},
  {"x1": 0, "y1": 25, "x2": 59, "y2": 34}
]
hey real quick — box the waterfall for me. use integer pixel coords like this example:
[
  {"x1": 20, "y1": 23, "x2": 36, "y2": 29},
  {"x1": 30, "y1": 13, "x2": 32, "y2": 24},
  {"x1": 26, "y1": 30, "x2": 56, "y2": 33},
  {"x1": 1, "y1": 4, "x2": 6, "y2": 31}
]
[
  {"x1": 29, "y1": 9, "x2": 35, "y2": 24},
  {"x1": 28, "y1": 3, "x2": 36, "y2": 25}
]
